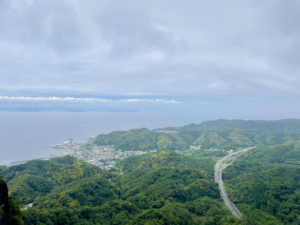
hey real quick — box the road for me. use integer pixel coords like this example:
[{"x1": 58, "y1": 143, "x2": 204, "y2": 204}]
[{"x1": 214, "y1": 146, "x2": 256, "y2": 219}]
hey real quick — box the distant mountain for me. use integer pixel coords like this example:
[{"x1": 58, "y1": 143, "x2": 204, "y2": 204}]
[
  {"x1": 153, "y1": 119, "x2": 300, "y2": 133},
  {"x1": 94, "y1": 127, "x2": 300, "y2": 151}
]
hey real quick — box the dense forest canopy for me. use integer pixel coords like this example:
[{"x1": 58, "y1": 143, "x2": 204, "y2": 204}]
[
  {"x1": 239, "y1": 141, "x2": 300, "y2": 164},
  {"x1": 153, "y1": 119, "x2": 300, "y2": 133},
  {"x1": 222, "y1": 142, "x2": 300, "y2": 224},
  {"x1": 94, "y1": 127, "x2": 300, "y2": 151},
  {"x1": 117, "y1": 151, "x2": 215, "y2": 178},
  {"x1": 2, "y1": 119, "x2": 300, "y2": 224},
  {"x1": 1, "y1": 153, "x2": 276, "y2": 225}
]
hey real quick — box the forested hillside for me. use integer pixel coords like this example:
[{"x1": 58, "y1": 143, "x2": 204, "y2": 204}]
[
  {"x1": 3, "y1": 120, "x2": 300, "y2": 224},
  {"x1": 222, "y1": 142, "x2": 300, "y2": 224},
  {"x1": 2, "y1": 157, "x2": 114, "y2": 205},
  {"x1": 94, "y1": 128, "x2": 300, "y2": 151},
  {"x1": 239, "y1": 141, "x2": 300, "y2": 164},
  {"x1": 154, "y1": 119, "x2": 300, "y2": 133},
  {"x1": 1, "y1": 153, "x2": 270, "y2": 225},
  {"x1": 117, "y1": 151, "x2": 215, "y2": 178}
]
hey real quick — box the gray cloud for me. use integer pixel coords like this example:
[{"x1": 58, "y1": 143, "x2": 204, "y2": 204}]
[
  {"x1": 0, "y1": 0, "x2": 86, "y2": 53},
  {"x1": 252, "y1": 0, "x2": 300, "y2": 68},
  {"x1": 0, "y1": 0, "x2": 299, "y2": 101},
  {"x1": 94, "y1": 1, "x2": 187, "y2": 59}
]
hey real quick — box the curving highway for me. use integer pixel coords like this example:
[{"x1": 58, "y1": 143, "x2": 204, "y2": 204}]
[{"x1": 214, "y1": 146, "x2": 256, "y2": 219}]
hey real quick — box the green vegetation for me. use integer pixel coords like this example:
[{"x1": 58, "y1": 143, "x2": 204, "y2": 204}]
[
  {"x1": 2, "y1": 152, "x2": 260, "y2": 224},
  {"x1": 0, "y1": 174, "x2": 23, "y2": 224},
  {"x1": 239, "y1": 141, "x2": 300, "y2": 164},
  {"x1": 191, "y1": 149, "x2": 226, "y2": 159},
  {"x1": 2, "y1": 156, "x2": 114, "y2": 205},
  {"x1": 154, "y1": 119, "x2": 300, "y2": 133},
  {"x1": 3, "y1": 119, "x2": 300, "y2": 224},
  {"x1": 118, "y1": 168, "x2": 219, "y2": 209},
  {"x1": 117, "y1": 151, "x2": 215, "y2": 178},
  {"x1": 94, "y1": 128, "x2": 300, "y2": 151},
  {"x1": 222, "y1": 142, "x2": 300, "y2": 224}
]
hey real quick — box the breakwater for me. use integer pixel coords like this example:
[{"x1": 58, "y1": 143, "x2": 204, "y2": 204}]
[{"x1": 9, "y1": 155, "x2": 63, "y2": 166}]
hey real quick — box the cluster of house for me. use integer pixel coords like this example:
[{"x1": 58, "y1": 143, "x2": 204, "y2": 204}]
[
  {"x1": 53, "y1": 139, "x2": 159, "y2": 170},
  {"x1": 52, "y1": 140, "x2": 82, "y2": 155},
  {"x1": 71, "y1": 145, "x2": 156, "y2": 170}
]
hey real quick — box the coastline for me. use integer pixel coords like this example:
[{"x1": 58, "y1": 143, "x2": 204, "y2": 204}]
[
  {"x1": 1, "y1": 132, "x2": 160, "y2": 169},
  {"x1": 0, "y1": 137, "x2": 95, "y2": 167}
]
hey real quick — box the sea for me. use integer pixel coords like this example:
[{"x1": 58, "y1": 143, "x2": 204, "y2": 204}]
[{"x1": 0, "y1": 111, "x2": 196, "y2": 166}]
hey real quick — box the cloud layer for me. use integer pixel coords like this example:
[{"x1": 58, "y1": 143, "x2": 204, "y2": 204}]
[
  {"x1": 0, "y1": 0, "x2": 299, "y2": 101},
  {"x1": 0, "y1": 96, "x2": 179, "y2": 104}
]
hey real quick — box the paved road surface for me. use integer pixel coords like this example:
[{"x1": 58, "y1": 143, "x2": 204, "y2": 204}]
[{"x1": 214, "y1": 147, "x2": 256, "y2": 218}]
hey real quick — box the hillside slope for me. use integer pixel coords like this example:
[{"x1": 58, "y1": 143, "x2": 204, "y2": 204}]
[
  {"x1": 94, "y1": 127, "x2": 300, "y2": 151},
  {"x1": 116, "y1": 151, "x2": 215, "y2": 178},
  {"x1": 1, "y1": 153, "x2": 271, "y2": 224},
  {"x1": 154, "y1": 119, "x2": 300, "y2": 133},
  {"x1": 222, "y1": 142, "x2": 300, "y2": 224}
]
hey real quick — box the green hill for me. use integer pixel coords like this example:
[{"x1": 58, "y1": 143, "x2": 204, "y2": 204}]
[
  {"x1": 154, "y1": 119, "x2": 300, "y2": 133},
  {"x1": 239, "y1": 141, "x2": 300, "y2": 164},
  {"x1": 94, "y1": 127, "x2": 300, "y2": 151},
  {"x1": 4, "y1": 140, "x2": 300, "y2": 224},
  {"x1": 1, "y1": 153, "x2": 267, "y2": 224},
  {"x1": 2, "y1": 156, "x2": 114, "y2": 205},
  {"x1": 117, "y1": 151, "x2": 215, "y2": 178},
  {"x1": 222, "y1": 142, "x2": 300, "y2": 224},
  {"x1": 2, "y1": 119, "x2": 300, "y2": 224},
  {"x1": 118, "y1": 167, "x2": 220, "y2": 209}
]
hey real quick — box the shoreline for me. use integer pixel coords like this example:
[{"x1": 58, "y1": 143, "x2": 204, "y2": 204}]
[
  {"x1": 1, "y1": 155, "x2": 65, "y2": 167},
  {"x1": 0, "y1": 137, "x2": 93, "y2": 167},
  {"x1": 1, "y1": 136, "x2": 156, "y2": 169}
]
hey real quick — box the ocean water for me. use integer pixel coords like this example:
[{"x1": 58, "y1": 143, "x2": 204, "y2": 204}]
[{"x1": 0, "y1": 111, "x2": 192, "y2": 165}]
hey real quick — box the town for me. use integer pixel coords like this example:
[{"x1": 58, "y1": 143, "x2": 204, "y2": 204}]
[{"x1": 53, "y1": 138, "x2": 156, "y2": 170}]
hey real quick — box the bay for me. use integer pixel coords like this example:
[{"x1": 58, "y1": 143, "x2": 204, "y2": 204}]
[{"x1": 0, "y1": 111, "x2": 191, "y2": 165}]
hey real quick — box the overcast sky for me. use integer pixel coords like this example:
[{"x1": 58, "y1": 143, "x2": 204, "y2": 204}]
[{"x1": 0, "y1": 0, "x2": 299, "y2": 118}]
